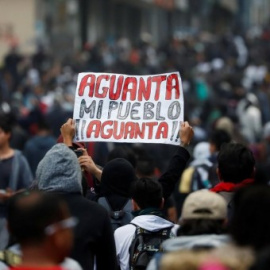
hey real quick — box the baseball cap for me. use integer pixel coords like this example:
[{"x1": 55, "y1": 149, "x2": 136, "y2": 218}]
[{"x1": 181, "y1": 190, "x2": 227, "y2": 220}]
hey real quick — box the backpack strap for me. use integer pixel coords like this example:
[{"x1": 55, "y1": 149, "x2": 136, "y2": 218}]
[
  {"x1": 129, "y1": 223, "x2": 172, "y2": 269},
  {"x1": 129, "y1": 224, "x2": 145, "y2": 269},
  {"x1": 122, "y1": 200, "x2": 133, "y2": 215}
]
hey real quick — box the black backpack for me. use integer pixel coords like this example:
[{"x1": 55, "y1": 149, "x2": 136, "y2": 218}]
[
  {"x1": 129, "y1": 224, "x2": 172, "y2": 270},
  {"x1": 98, "y1": 197, "x2": 133, "y2": 232}
]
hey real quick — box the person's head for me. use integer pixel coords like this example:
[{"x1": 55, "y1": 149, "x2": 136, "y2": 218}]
[
  {"x1": 107, "y1": 146, "x2": 137, "y2": 168},
  {"x1": 130, "y1": 178, "x2": 163, "y2": 211},
  {"x1": 215, "y1": 117, "x2": 234, "y2": 137},
  {"x1": 0, "y1": 114, "x2": 12, "y2": 148},
  {"x1": 7, "y1": 191, "x2": 76, "y2": 263},
  {"x1": 101, "y1": 158, "x2": 137, "y2": 198},
  {"x1": 135, "y1": 156, "x2": 155, "y2": 178},
  {"x1": 193, "y1": 142, "x2": 211, "y2": 161},
  {"x1": 36, "y1": 143, "x2": 82, "y2": 194},
  {"x1": 209, "y1": 129, "x2": 231, "y2": 154},
  {"x1": 132, "y1": 145, "x2": 156, "y2": 178},
  {"x1": 217, "y1": 142, "x2": 255, "y2": 183},
  {"x1": 36, "y1": 119, "x2": 52, "y2": 134},
  {"x1": 230, "y1": 185, "x2": 270, "y2": 251},
  {"x1": 178, "y1": 190, "x2": 227, "y2": 236},
  {"x1": 56, "y1": 135, "x2": 88, "y2": 196}
]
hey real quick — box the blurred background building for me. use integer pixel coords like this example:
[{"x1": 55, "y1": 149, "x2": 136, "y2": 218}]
[{"x1": 1, "y1": 0, "x2": 270, "y2": 62}]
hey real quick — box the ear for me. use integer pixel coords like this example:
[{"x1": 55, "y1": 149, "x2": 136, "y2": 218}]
[
  {"x1": 216, "y1": 167, "x2": 222, "y2": 181},
  {"x1": 49, "y1": 227, "x2": 65, "y2": 249},
  {"x1": 132, "y1": 199, "x2": 140, "y2": 211},
  {"x1": 50, "y1": 226, "x2": 73, "y2": 258}
]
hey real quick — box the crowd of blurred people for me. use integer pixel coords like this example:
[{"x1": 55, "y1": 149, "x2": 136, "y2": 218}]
[
  {"x1": 2, "y1": 29, "x2": 270, "y2": 168},
  {"x1": 1, "y1": 27, "x2": 270, "y2": 270}
]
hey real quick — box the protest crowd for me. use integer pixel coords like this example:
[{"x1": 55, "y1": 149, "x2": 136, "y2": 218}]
[{"x1": 1, "y1": 27, "x2": 270, "y2": 270}]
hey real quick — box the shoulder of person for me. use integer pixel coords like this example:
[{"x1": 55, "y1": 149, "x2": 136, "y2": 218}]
[
  {"x1": 114, "y1": 223, "x2": 136, "y2": 238},
  {"x1": 64, "y1": 194, "x2": 109, "y2": 218}
]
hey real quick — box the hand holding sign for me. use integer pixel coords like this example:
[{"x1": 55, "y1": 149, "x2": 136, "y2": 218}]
[
  {"x1": 61, "y1": 118, "x2": 75, "y2": 146},
  {"x1": 78, "y1": 149, "x2": 102, "y2": 181},
  {"x1": 179, "y1": 121, "x2": 194, "y2": 147}
]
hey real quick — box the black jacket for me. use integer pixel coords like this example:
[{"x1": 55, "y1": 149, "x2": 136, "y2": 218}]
[
  {"x1": 158, "y1": 146, "x2": 190, "y2": 200},
  {"x1": 60, "y1": 192, "x2": 117, "y2": 270},
  {"x1": 102, "y1": 146, "x2": 190, "y2": 210}
]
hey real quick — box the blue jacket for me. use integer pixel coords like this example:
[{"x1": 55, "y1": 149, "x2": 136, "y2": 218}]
[{"x1": 9, "y1": 150, "x2": 33, "y2": 190}]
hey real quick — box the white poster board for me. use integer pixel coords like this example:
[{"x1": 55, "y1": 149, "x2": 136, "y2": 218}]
[{"x1": 73, "y1": 72, "x2": 184, "y2": 145}]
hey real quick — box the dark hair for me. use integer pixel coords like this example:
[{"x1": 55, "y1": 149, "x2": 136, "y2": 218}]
[
  {"x1": 177, "y1": 219, "x2": 226, "y2": 236},
  {"x1": 218, "y1": 142, "x2": 255, "y2": 183},
  {"x1": 209, "y1": 129, "x2": 231, "y2": 151},
  {"x1": 136, "y1": 156, "x2": 155, "y2": 177},
  {"x1": 133, "y1": 145, "x2": 156, "y2": 177},
  {"x1": 37, "y1": 118, "x2": 51, "y2": 131},
  {"x1": 130, "y1": 178, "x2": 163, "y2": 209},
  {"x1": 230, "y1": 185, "x2": 270, "y2": 251},
  {"x1": 0, "y1": 113, "x2": 12, "y2": 134},
  {"x1": 108, "y1": 146, "x2": 137, "y2": 168},
  {"x1": 8, "y1": 191, "x2": 68, "y2": 244}
]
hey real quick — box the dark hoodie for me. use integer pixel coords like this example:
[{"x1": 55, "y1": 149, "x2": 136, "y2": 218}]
[
  {"x1": 36, "y1": 144, "x2": 117, "y2": 270},
  {"x1": 100, "y1": 158, "x2": 137, "y2": 210},
  {"x1": 99, "y1": 147, "x2": 191, "y2": 212}
]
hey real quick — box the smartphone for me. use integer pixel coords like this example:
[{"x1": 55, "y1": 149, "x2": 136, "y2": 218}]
[{"x1": 74, "y1": 149, "x2": 83, "y2": 158}]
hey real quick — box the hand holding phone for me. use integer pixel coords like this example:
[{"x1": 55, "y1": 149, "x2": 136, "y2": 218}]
[{"x1": 74, "y1": 149, "x2": 83, "y2": 158}]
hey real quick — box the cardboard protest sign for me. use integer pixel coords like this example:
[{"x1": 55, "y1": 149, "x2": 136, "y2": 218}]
[{"x1": 73, "y1": 72, "x2": 184, "y2": 145}]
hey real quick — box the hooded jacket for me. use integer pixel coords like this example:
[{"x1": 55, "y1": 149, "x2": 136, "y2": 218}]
[
  {"x1": 9, "y1": 150, "x2": 33, "y2": 191},
  {"x1": 99, "y1": 147, "x2": 190, "y2": 210},
  {"x1": 146, "y1": 234, "x2": 230, "y2": 270},
  {"x1": 161, "y1": 234, "x2": 230, "y2": 251},
  {"x1": 36, "y1": 144, "x2": 117, "y2": 270},
  {"x1": 114, "y1": 215, "x2": 174, "y2": 270},
  {"x1": 101, "y1": 158, "x2": 137, "y2": 198}
]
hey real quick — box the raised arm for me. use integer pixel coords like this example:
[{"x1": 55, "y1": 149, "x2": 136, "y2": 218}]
[
  {"x1": 158, "y1": 121, "x2": 194, "y2": 200},
  {"x1": 61, "y1": 118, "x2": 102, "y2": 181},
  {"x1": 60, "y1": 118, "x2": 75, "y2": 147}
]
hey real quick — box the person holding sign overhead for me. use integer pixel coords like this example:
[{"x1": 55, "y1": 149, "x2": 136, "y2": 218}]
[{"x1": 61, "y1": 118, "x2": 193, "y2": 226}]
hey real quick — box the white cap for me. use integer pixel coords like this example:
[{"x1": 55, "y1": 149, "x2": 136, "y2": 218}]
[{"x1": 181, "y1": 190, "x2": 227, "y2": 220}]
